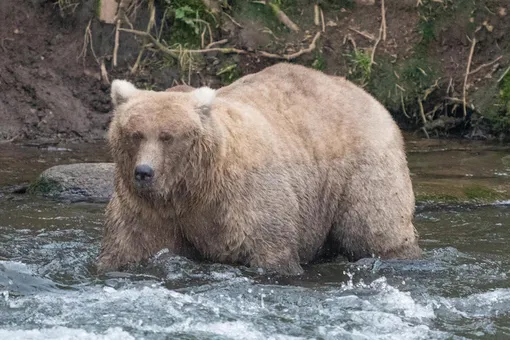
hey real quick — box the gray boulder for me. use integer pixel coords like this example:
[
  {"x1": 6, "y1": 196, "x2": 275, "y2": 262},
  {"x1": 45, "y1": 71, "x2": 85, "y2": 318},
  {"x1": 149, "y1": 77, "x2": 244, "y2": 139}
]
[{"x1": 28, "y1": 163, "x2": 115, "y2": 202}]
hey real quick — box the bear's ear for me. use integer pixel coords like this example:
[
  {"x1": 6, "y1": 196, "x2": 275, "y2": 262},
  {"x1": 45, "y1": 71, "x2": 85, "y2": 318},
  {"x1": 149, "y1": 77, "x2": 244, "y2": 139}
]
[
  {"x1": 111, "y1": 79, "x2": 138, "y2": 107},
  {"x1": 192, "y1": 87, "x2": 216, "y2": 116}
]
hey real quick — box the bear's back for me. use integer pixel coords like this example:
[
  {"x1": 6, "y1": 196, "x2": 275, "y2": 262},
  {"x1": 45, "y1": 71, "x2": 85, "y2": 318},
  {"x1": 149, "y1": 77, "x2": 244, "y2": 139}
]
[{"x1": 215, "y1": 63, "x2": 402, "y2": 157}]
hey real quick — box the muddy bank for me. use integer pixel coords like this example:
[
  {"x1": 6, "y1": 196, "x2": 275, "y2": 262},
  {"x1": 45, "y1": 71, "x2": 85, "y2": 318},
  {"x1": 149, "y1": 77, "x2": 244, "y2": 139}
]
[{"x1": 0, "y1": 0, "x2": 509, "y2": 143}]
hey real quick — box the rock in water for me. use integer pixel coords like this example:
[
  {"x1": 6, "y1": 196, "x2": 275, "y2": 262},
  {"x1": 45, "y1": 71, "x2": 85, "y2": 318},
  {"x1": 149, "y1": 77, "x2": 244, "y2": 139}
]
[{"x1": 29, "y1": 163, "x2": 115, "y2": 202}]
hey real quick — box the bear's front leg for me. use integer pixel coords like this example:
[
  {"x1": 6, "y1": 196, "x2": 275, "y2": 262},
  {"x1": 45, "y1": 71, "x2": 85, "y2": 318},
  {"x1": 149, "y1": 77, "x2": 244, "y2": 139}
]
[
  {"x1": 96, "y1": 194, "x2": 191, "y2": 273},
  {"x1": 249, "y1": 248, "x2": 304, "y2": 276}
]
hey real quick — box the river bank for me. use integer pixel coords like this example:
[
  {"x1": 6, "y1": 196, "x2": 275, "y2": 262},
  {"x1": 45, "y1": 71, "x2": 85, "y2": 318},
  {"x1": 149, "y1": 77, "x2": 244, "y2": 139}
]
[{"x1": 1, "y1": 0, "x2": 509, "y2": 143}]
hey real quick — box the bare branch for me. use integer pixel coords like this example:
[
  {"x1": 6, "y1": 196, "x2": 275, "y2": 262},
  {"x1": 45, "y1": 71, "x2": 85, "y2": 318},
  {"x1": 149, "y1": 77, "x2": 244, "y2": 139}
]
[
  {"x1": 314, "y1": 4, "x2": 320, "y2": 26},
  {"x1": 206, "y1": 39, "x2": 228, "y2": 49},
  {"x1": 100, "y1": 60, "x2": 110, "y2": 85},
  {"x1": 468, "y1": 55, "x2": 503, "y2": 75},
  {"x1": 320, "y1": 7, "x2": 325, "y2": 33},
  {"x1": 463, "y1": 37, "x2": 476, "y2": 117},
  {"x1": 119, "y1": 28, "x2": 179, "y2": 58},
  {"x1": 223, "y1": 12, "x2": 243, "y2": 28},
  {"x1": 349, "y1": 27, "x2": 376, "y2": 41},
  {"x1": 119, "y1": 28, "x2": 247, "y2": 57},
  {"x1": 259, "y1": 32, "x2": 321, "y2": 60},
  {"x1": 269, "y1": 2, "x2": 300, "y2": 32},
  {"x1": 253, "y1": 1, "x2": 300, "y2": 32},
  {"x1": 113, "y1": 19, "x2": 121, "y2": 67},
  {"x1": 370, "y1": 0, "x2": 386, "y2": 65},
  {"x1": 498, "y1": 66, "x2": 510, "y2": 83},
  {"x1": 381, "y1": 0, "x2": 387, "y2": 41}
]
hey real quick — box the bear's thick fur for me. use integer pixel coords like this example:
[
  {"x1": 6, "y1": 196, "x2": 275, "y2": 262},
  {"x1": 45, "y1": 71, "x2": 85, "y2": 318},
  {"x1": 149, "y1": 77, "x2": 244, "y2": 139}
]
[
  {"x1": 97, "y1": 63, "x2": 421, "y2": 275},
  {"x1": 166, "y1": 84, "x2": 194, "y2": 92}
]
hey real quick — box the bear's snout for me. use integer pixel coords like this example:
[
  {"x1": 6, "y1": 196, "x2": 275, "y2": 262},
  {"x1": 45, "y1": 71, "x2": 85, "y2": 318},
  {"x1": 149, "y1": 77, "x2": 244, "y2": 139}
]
[{"x1": 134, "y1": 164, "x2": 154, "y2": 183}]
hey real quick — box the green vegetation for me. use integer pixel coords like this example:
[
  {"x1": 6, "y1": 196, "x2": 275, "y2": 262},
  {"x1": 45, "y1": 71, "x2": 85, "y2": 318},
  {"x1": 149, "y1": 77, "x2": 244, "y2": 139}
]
[
  {"x1": 361, "y1": 52, "x2": 439, "y2": 118},
  {"x1": 311, "y1": 52, "x2": 326, "y2": 71},
  {"x1": 231, "y1": 1, "x2": 286, "y2": 35},
  {"x1": 415, "y1": 193, "x2": 461, "y2": 203},
  {"x1": 416, "y1": 0, "x2": 475, "y2": 43},
  {"x1": 501, "y1": 71, "x2": 510, "y2": 113},
  {"x1": 463, "y1": 185, "x2": 504, "y2": 202},
  {"x1": 95, "y1": 0, "x2": 101, "y2": 18},
  {"x1": 27, "y1": 177, "x2": 62, "y2": 196},
  {"x1": 476, "y1": 68, "x2": 510, "y2": 135},
  {"x1": 158, "y1": 0, "x2": 213, "y2": 48},
  {"x1": 349, "y1": 0, "x2": 491, "y2": 129},
  {"x1": 415, "y1": 184, "x2": 506, "y2": 204},
  {"x1": 346, "y1": 49, "x2": 372, "y2": 87},
  {"x1": 216, "y1": 63, "x2": 243, "y2": 84}
]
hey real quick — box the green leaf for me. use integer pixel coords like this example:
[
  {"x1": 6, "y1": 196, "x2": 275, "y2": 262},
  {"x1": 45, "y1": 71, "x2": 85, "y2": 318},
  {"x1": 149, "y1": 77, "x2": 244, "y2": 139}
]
[{"x1": 175, "y1": 6, "x2": 193, "y2": 19}]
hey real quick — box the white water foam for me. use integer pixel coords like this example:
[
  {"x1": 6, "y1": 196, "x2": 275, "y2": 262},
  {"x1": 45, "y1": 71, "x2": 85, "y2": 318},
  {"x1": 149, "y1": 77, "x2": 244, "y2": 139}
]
[
  {"x1": 0, "y1": 327, "x2": 134, "y2": 340},
  {"x1": 6, "y1": 268, "x2": 509, "y2": 339}
]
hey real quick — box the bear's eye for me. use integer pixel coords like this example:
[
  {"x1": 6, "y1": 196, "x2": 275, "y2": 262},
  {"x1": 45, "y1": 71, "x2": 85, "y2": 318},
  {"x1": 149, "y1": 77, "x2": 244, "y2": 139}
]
[
  {"x1": 159, "y1": 132, "x2": 174, "y2": 142},
  {"x1": 131, "y1": 131, "x2": 144, "y2": 140}
]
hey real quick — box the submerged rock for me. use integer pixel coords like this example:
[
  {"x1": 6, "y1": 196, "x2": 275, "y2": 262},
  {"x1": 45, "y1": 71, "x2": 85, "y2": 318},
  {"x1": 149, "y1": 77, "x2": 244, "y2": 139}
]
[{"x1": 28, "y1": 163, "x2": 115, "y2": 202}]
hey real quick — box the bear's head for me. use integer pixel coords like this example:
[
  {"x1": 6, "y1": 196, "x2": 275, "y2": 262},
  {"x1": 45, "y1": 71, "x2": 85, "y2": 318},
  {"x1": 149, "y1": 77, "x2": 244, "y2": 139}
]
[{"x1": 108, "y1": 80, "x2": 217, "y2": 197}]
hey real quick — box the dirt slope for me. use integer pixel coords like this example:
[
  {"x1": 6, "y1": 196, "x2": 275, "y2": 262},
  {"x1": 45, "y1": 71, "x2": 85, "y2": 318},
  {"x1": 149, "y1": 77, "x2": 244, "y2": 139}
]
[
  {"x1": 0, "y1": 0, "x2": 111, "y2": 143},
  {"x1": 0, "y1": 0, "x2": 509, "y2": 143}
]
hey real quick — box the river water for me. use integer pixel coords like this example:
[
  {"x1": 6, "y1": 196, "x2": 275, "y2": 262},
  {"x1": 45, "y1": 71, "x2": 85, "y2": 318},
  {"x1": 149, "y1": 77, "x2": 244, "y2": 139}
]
[{"x1": 1, "y1": 141, "x2": 510, "y2": 339}]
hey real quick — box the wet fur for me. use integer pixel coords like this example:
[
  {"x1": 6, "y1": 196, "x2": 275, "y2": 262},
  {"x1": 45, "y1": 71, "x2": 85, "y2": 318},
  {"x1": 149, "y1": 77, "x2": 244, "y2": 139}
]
[{"x1": 97, "y1": 63, "x2": 421, "y2": 275}]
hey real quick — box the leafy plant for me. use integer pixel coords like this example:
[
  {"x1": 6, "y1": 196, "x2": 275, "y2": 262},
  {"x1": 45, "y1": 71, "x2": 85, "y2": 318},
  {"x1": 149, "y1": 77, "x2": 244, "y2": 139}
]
[
  {"x1": 311, "y1": 52, "x2": 326, "y2": 71},
  {"x1": 483, "y1": 70, "x2": 510, "y2": 133},
  {"x1": 159, "y1": 0, "x2": 213, "y2": 47},
  {"x1": 174, "y1": 5, "x2": 202, "y2": 35},
  {"x1": 346, "y1": 49, "x2": 372, "y2": 86}
]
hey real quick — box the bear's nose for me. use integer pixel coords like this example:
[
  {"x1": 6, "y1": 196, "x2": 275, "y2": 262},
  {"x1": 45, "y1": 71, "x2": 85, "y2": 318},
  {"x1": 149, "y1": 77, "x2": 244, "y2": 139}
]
[{"x1": 134, "y1": 164, "x2": 154, "y2": 182}]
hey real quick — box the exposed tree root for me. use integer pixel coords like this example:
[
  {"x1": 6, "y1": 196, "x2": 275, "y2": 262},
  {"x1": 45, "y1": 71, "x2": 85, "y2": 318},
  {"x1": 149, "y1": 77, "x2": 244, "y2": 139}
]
[
  {"x1": 113, "y1": 0, "x2": 136, "y2": 67},
  {"x1": 268, "y1": 2, "x2": 300, "y2": 32},
  {"x1": 463, "y1": 37, "x2": 476, "y2": 117},
  {"x1": 253, "y1": 1, "x2": 300, "y2": 32},
  {"x1": 129, "y1": 0, "x2": 156, "y2": 74},
  {"x1": 349, "y1": 27, "x2": 376, "y2": 41},
  {"x1": 113, "y1": 19, "x2": 121, "y2": 67},
  {"x1": 100, "y1": 60, "x2": 110, "y2": 85},
  {"x1": 78, "y1": 19, "x2": 99, "y2": 66},
  {"x1": 223, "y1": 12, "x2": 243, "y2": 28},
  {"x1": 370, "y1": 0, "x2": 386, "y2": 66},
  {"x1": 119, "y1": 28, "x2": 247, "y2": 57},
  {"x1": 320, "y1": 7, "x2": 325, "y2": 33},
  {"x1": 119, "y1": 28, "x2": 178, "y2": 58},
  {"x1": 468, "y1": 55, "x2": 503, "y2": 76},
  {"x1": 498, "y1": 66, "x2": 510, "y2": 83},
  {"x1": 206, "y1": 39, "x2": 228, "y2": 49},
  {"x1": 121, "y1": 27, "x2": 320, "y2": 63},
  {"x1": 381, "y1": 0, "x2": 387, "y2": 41},
  {"x1": 258, "y1": 32, "x2": 321, "y2": 60}
]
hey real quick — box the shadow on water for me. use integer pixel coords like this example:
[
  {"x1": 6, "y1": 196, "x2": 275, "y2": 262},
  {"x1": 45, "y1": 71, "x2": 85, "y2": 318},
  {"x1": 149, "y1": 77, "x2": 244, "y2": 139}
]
[{"x1": 0, "y1": 142, "x2": 510, "y2": 339}]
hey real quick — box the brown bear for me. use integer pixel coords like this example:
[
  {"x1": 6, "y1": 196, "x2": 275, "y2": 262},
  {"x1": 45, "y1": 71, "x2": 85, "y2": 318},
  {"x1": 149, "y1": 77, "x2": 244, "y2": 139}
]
[
  {"x1": 166, "y1": 84, "x2": 194, "y2": 92},
  {"x1": 96, "y1": 62, "x2": 421, "y2": 275}
]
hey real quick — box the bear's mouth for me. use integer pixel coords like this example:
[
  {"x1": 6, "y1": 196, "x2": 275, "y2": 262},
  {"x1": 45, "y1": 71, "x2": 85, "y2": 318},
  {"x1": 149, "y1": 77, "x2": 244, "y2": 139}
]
[
  {"x1": 132, "y1": 181, "x2": 158, "y2": 201},
  {"x1": 134, "y1": 180, "x2": 153, "y2": 190}
]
